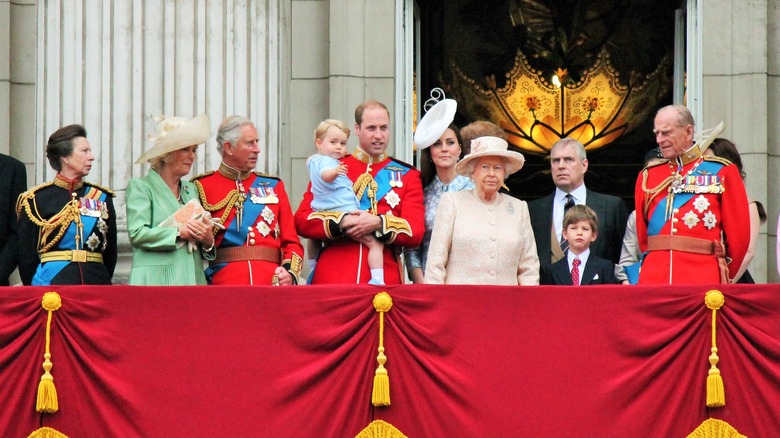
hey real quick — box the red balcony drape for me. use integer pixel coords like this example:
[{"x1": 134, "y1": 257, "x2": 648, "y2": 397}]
[{"x1": 1, "y1": 284, "x2": 778, "y2": 437}]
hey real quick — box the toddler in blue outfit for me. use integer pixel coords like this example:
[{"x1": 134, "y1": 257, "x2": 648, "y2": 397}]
[{"x1": 307, "y1": 119, "x2": 384, "y2": 285}]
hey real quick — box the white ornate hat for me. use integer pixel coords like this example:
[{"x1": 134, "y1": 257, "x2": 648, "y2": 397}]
[
  {"x1": 455, "y1": 136, "x2": 525, "y2": 176},
  {"x1": 135, "y1": 113, "x2": 211, "y2": 164},
  {"x1": 414, "y1": 89, "x2": 457, "y2": 149}
]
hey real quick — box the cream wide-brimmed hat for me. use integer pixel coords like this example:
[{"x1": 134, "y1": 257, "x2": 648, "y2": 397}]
[
  {"x1": 135, "y1": 113, "x2": 211, "y2": 164},
  {"x1": 455, "y1": 136, "x2": 525, "y2": 176},
  {"x1": 413, "y1": 98, "x2": 457, "y2": 149}
]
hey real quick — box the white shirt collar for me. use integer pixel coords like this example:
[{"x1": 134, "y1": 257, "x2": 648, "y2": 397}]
[{"x1": 555, "y1": 184, "x2": 587, "y2": 204}]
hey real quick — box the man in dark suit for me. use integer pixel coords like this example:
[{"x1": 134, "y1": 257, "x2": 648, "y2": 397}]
[
  {"x1": 0, "y1": 153, "x2": 27, "y2": 285},
  {"x1": 540, "y1": 205, "x2": 619, "y2": 285},
  {"x1": 529, "y1": 138, "x2": 628, "y2": 268}
]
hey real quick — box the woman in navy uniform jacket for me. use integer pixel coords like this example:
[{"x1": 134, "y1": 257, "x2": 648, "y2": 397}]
[{"x1": 17, "y1": 124, "x2": 117, "y2": 285}]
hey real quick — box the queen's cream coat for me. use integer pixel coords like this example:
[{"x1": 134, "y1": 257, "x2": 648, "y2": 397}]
[{"x1": 425, "y1": 190, "x2": 540, "y2": 285}]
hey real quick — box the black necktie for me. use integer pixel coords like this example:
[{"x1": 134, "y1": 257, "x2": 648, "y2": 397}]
[{"x1": 560, "y1": 194, "x2": 575, "y2": 252}]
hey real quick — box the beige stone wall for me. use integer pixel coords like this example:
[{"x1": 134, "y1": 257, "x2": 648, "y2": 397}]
[
  {"x1": 285, "y1": 0, "x2": 396, "y2": 210},
  {"x1": 1, "y1": 0, "x2": 35, "y2": 188},
  {"x1": 768, "y1": 0, "x2": 780, "y2": 282},
  {"x1": 703, "y1": 0, "x2": 773, "y2": 282},
  {"x1": 285, "y1": 0, "x2": 397, "y2": 277}
]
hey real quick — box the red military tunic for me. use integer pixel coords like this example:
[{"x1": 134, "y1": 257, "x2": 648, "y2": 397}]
[
  {"x1": 193, "y1": 164, "x2": 303, "y2": 285},
  {"x1": 635, "y1": 146, "x2": 750, "y2": 284},
  {"x1": 295, "y1": 148, "x2": 425, "y2": 284}
]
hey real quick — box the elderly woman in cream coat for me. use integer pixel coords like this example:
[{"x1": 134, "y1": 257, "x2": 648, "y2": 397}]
[
  {"x1": 126, "y1": 114, "x2": 217, "y2": 285},
  {"x1": 425, "y1": 136, "x2": 540, "y2": 285}
]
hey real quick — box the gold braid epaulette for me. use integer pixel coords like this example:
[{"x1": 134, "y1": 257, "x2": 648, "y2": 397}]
[
  {"x1": 17, "y1": 183, "x2": 82, "y2": 253},
  {"x1": 252, "y1": 171, "x2": 280, "y2": 180},
  {"x1": 84, "y1": 181, "x2": 115, "y2": 197},
  {"x1": 703, "y1": 155, "x2": 732, "y2": 166},
  {"x1": 192, "y1": 179, "x2": 241, "y2": 226},
  {"x1": 191, "y1": 170, "x2": 215, "y2": 181}
]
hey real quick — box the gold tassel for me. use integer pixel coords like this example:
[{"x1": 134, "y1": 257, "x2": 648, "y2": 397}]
[
  {"x1": 704, "y1": 290, "x2": 725, "y2": 408},
  {"x1": 37, "y1": 292, "x2": 62, "y2": 414},
  {"x1": 372, "y1": 292, "x2": 393, "y2": 407}
]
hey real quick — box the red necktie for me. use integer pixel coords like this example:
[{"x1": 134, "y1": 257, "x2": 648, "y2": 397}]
[{"x1": 571, "y1": 257, "x2": 581, "y2": 285}]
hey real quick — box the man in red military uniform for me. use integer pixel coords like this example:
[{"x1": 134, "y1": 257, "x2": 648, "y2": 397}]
[
  {"x1": 193, "y1": 115, "x2": 303, "y2": 285},
  {"x1": 635, "y1": 105, "x2": 750, "y2": 284},
  {"x1": 295, "y1": 100, "x2": 424, "y2": 284}
]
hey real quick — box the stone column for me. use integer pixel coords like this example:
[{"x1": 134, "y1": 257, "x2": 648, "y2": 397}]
[
  {"x1": 33, "y1": 0, "x2": 282, "y2": 282},
  {"x1": 768, "y1": 0, "x2": 780, "y2": 282},
  {"x1": 703, "y1": 0, "x2": 770, "y2": 282}
]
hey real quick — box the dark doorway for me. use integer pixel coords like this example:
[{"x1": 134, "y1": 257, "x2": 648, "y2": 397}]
[{"x1": 415, "y1": 0, "x2": 682, "y2": 207}]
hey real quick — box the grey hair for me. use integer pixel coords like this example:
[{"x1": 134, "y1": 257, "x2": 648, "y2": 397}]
[
  {"x1": 467, "y1": 156, "x2": 508, "y2": 177},
  {"x1": 657, "y1": 104, "x2": 695, "y2": 128},
  {"x1": 216, "y1": 115, "x2": 255, "y2": 155},
  {"x1": 551, "y1": 138, "x2": 587, "y2": 161}
]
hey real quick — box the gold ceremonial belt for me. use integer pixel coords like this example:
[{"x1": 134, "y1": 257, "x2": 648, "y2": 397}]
[
  {"x1": 40, "y1": 250, "x2": 104, "y2": 263},
  {"x1": 210, "y1": 245, "x2": 281, "y2": 266}
]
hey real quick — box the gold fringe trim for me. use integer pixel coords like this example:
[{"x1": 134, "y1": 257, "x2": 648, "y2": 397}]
[
  {"x1": 27, "y1": 427, "x2": 69, "y2": 438},
  {"x1": 704, "y1": 290, "x2": 725, "y2": 408},
  {"x1": 36, "y1": 292, "x2": 62, "y2": 414},
  {"x1": 372, "y1": 292, "x2": 393, "y2": 407},
  {"x1": 355, "y1": 420, "x2": 408, "y2": 438},
  {"x1": 686, "y1": 418, "x2": 745, "y2": 438}
]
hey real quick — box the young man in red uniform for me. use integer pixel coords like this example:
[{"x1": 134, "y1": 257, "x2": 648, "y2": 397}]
[
  {"x1": 635, "y1": 105, "x2": 750, "y2": 284},
  {"x1": 193, "y1": 116, "x2": 303, "y2": 285},
  {"x1": 295, "y1": 100, "x2": 425, "y2": 284}
]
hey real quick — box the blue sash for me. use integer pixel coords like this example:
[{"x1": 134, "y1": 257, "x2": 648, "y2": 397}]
[
  {"x1": 33, "y1": 190, "x2": 108, "y2": 285},
  {"x1": 357, "y1": 162, "x2": 410, "y2": 211},
  {"x1": 647, "y1": 160, "x2": 723, "y2": 236},
  {"x1": 206, "y1": 176, "x2": 279, "y2": 281}
]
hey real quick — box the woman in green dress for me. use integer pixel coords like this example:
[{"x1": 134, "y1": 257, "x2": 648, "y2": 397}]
[{"x1": 126, "y1": 114, "x2": 217, "y2": 285}]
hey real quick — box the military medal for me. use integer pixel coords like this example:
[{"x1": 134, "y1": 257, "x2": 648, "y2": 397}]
[
  {"x1": 274, "y1": 223, "x2": 280, "y2": 240},
  {"x1": 389, "y1": 171, "x2": 404, "y2": 188},
  {"x1": 268, "y1": 187, "x2": 279, "y2": 204},
  {"x1": 384, "y1": 190, "x2": 401, "y2": 209},
  {"x1": 257, "y1": 221, "x2": 271, "y2": 237},
  {"x1": 671, "y1": 173, "x2": 684, "y2": 194},
  {"x1": 79, "y1": 198, "x2": 103, "y2": 218},
  {"x1": 250, "y1": 187, "x2": 263, "y2": 204},
  {"x1": 261, "y1": 206, "x2": 275, "y2": 224}
]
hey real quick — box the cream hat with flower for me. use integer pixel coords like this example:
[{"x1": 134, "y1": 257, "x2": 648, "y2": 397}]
[
  {"x1": 455, "y1": 136, "x2": 525, "y2": 176},
  {"x1": 135, "y1": 113, "x2": 211, "y2": 164}
]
